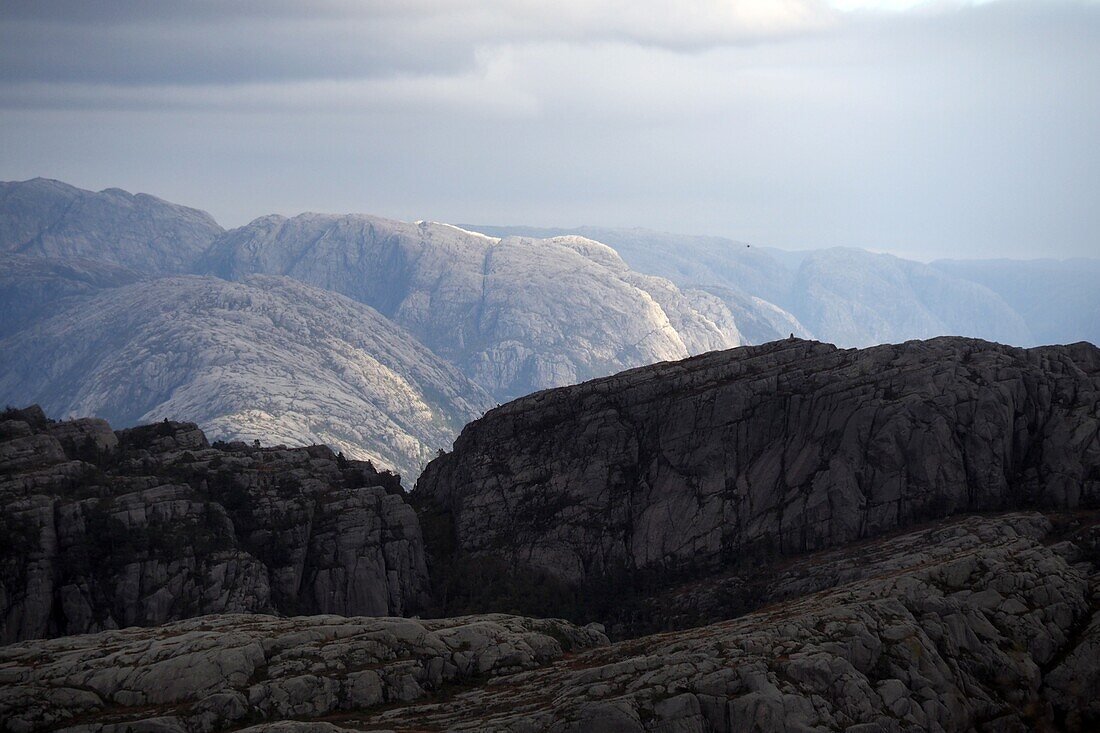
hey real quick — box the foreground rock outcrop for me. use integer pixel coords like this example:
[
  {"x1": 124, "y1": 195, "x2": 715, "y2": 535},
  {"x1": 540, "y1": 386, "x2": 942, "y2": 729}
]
[
  {"x1": 0, "y1": 407, "x2": 431, "y2": 643},
  {"x1": 357, "y1": 513, "x2": 1100, "y2": 733},
  {"x1": 417, "y1": 338, "x2": 1100, "y2": 621},
  {"x1": 0, "y1": 612, "x2": 608, "y2": 733},
  {"x1": 2, "y1": 513, "x2": 1096, "y2": 732}
]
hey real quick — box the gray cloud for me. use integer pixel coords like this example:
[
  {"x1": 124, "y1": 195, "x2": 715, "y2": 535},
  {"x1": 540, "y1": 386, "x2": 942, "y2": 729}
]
[
  {"x1": 0, "y1": 0, "x2": 839, "y2": 87},
  {"x1": 0, "y1": 0, "x2": 1097, "y2": 260}
]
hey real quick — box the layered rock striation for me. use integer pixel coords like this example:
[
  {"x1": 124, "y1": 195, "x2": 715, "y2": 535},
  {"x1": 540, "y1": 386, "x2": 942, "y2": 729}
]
[{"x1": 0, "y1": 407, "x2": 430, "y2": 644}]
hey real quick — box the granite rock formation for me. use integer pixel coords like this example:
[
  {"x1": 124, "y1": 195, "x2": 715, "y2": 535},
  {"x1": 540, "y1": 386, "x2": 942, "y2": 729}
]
[
  {"x1": 356, "y1": 513, "x2": 1100, "y2": 733},
  {"x1": 0, "y1": 407, "x2": 430, "y2": 644},
  {"x1": 416, "y1": 338, "x2": 1100, "y2": 615},
  {"x1": 0, "y1": 612, "x2": 608, "y2": 733},
  {"x1": 0, "y1": 253, "x2": 141, "y2": 339},
  {"x1": 0, "y1": 275, "x2": 493, "y2": 478},
  {"x1": 467, "y1": 225, "x2": 1042, "y2": 349},
  {"x1": 2, "y1": 512, "x2": 1096, "y2": 732},
  {"x1": 0, "y1": 178, "x2": 223, "y2": 274},
  {"x1": 199, "y1": 214, "x2": 740, "y2": 400}
]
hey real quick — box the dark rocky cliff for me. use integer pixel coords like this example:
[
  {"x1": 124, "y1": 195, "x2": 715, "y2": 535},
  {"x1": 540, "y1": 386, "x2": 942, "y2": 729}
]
[
  {"x1": 0, "y1": 406, "x2": 430, "y2": 643},
  {"x1": 416, "y1": 337, "x2": 1100, "y2": 622}
]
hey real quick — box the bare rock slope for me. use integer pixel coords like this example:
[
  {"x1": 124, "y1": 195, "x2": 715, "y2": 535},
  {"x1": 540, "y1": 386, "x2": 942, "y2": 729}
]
[
  {"x1": 2, "y1": 513, "x2": 1097, "y2": 732},
  {"x1": 467, "y1": 225, "x2": 1039, "y2": 348},
  {"x1": 0, "y1": 178, "x2": 223, "y2": 273},
  {"x1": 0, "y1": 407, "x2": 431, "y2": 644},
  {"x1": 0, "y1": 612, "x2": 608, "y2": 733},
  {"x1": 200, "y1": 215, "x2": 741, "y2": 401},
  {"x1": 417, "y1": 338, "x2": 1100, "y2": 605},
  {"x1": 356, "y1": 513, "x2": 1100, "y2": 733},
  {"x1": 0, "y1": 253, "x2": 141, "y2": 339},
  {"x1": 0, "y1": 275, "x2": 493, "y2": 478}
]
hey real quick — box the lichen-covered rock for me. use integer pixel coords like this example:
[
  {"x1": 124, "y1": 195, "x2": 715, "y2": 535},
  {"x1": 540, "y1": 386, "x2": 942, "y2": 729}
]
[
  {"x1": 416, "y1": 338, "x2": 1100, "y2": 615},
  {"x1": 0, "y1": 409, "x2": 431, "y2": 643},
  {"x1": 0, "y1": 613, "x2": 608, "y2": 733}
]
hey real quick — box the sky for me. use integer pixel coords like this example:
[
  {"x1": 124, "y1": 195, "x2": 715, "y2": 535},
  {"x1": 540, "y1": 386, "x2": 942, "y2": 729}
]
[{"x1": 1, "y1": 0, "x2": 1098, "y2": 261}]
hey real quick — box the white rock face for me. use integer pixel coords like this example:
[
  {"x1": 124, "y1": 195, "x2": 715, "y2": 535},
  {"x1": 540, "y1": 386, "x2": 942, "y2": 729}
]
[
  {"x1": 0, "y1": 275, "x2": 492, "y2": 478},
  {"x1": 466, "y1": 225, "x2": 1044, "y2": 348},
  {"x1": 0, "y1": 178, "x2": 223, "y2": 273},
  {"x1": 200, "y1": 215, "x2": 741, "y2": 400}
]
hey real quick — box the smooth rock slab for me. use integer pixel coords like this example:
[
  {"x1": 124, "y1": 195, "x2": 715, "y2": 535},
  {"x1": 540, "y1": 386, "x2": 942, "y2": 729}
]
[{"x1": 0, "y1": 613, "x2": 608, "y2": 733}]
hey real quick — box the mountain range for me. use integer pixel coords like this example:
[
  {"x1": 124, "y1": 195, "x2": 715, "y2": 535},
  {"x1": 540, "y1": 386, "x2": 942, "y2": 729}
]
[
  {"x1": 468, "y1": 224, "x2": 1096, "y2": 349},
  {"x1": 3, "y1": 335, "x2": 1098, "y2": 731},
  {"x1": 1, "y1": 177, "x2": 1096, "y2": 478},
  {"x1": 199, "y1": 214, "x2": 740, "y2": 401}
]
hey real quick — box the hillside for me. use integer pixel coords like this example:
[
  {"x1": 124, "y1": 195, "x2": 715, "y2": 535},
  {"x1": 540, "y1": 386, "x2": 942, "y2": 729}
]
[
  {"x1": 200, "y1": 214, "x2": 741, "y2": 401},
  {"x1": 0, "y1": 275, "x2": 492, "y2": 478},
  {"x1": 0, "y1": 178, "x2": 223, "y2": 273}
]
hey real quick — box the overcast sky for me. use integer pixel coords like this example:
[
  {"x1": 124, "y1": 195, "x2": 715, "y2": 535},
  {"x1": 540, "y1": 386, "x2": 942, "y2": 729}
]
[{"x1": 1, "y1": 0, "x2": 1098, "y2": 260}]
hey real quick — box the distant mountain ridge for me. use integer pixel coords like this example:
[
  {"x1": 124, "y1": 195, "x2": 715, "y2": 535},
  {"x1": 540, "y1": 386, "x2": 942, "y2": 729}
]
[
  {"x1": 0, "y1": 272, "x2": 491, "y2": 478},
  {"x1": 0, "y1": 177, "x2": 223, "y2": 273},
  {"x1": 2, "y1": 178, "x2": 1096, "y2": 477},
  {"x1": 467, "y1": 224, "x2": 1094, "y2": 348},
  {"x1": 933, "y1": 257, "x2": 1100, "y2": 347},
  {"x1": 198, "y1": 213, "x2": 742, "y2": 401},
  {"x1": 0, "y1": 180, "x2": 745, "y2": 474}
]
